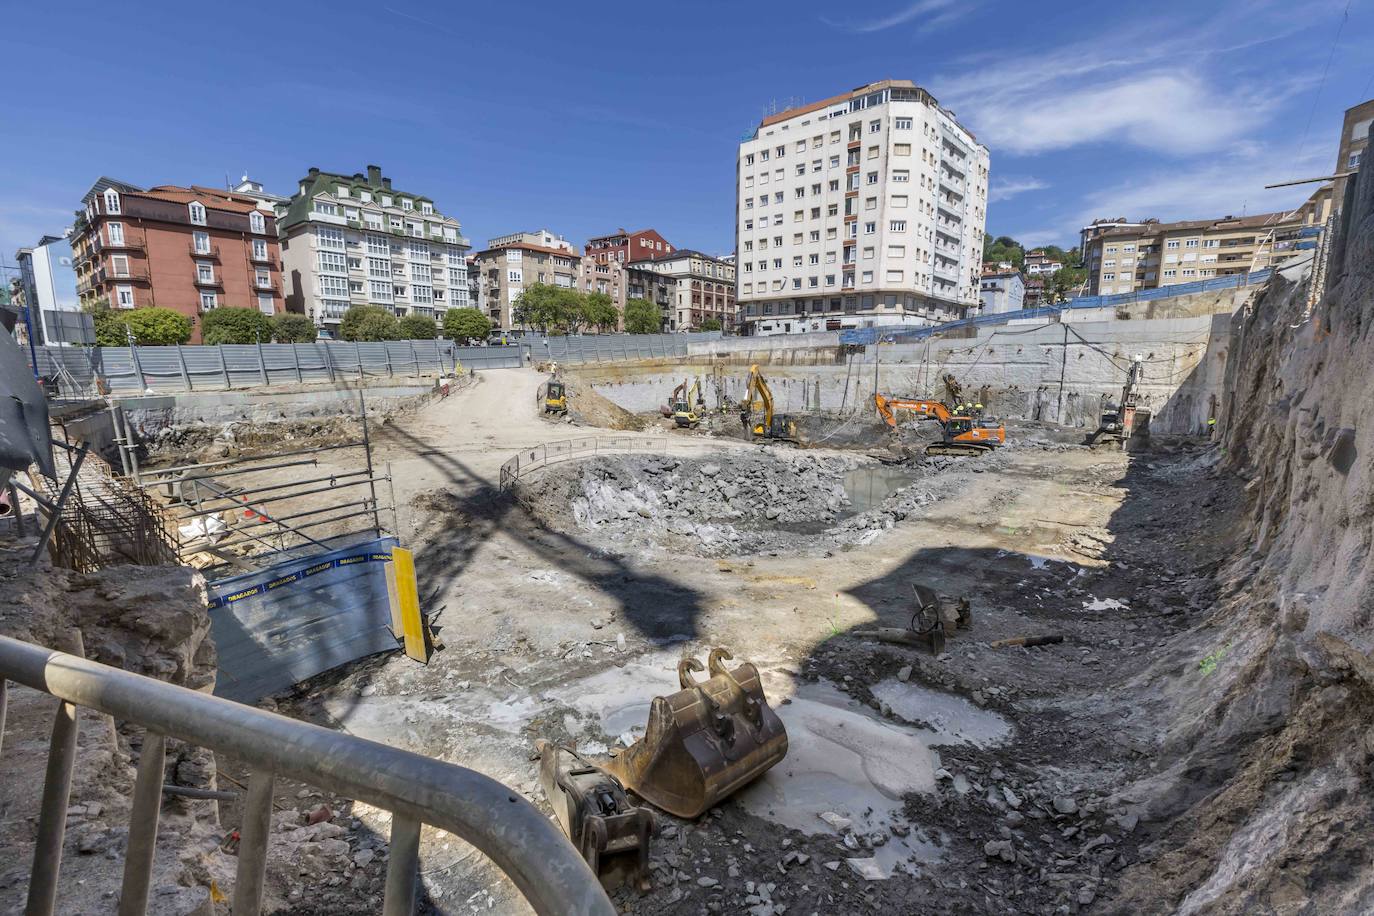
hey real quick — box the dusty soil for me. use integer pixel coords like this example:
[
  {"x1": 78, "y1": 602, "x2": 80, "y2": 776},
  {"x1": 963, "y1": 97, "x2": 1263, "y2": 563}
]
[{"x1": 236, "y1": 366, "x2": 1249, "y2": 914}]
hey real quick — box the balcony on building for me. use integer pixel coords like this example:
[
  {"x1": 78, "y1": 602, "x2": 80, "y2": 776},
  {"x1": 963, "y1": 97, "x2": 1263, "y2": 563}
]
[
  {"x1": 194, "y1": 272, "x2": 221, "y2": 287},
  {"x1": 190, "y1": 243, "x2": 221, "y2": 259},
  {"x1": 310, "y1": 210, "x2": 347, "y2": 226},
  {"x1": 96, "y1": 264, "x2": 150, "y2": 284}
]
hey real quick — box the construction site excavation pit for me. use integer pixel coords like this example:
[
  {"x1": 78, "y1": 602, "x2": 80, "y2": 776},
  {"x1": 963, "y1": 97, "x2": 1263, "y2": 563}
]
[{"x1": 514, "y1": 449, "x2": 947, "y2": 556}]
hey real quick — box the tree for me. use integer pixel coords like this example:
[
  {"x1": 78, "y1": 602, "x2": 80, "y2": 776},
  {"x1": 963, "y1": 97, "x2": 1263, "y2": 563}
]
[
  {"x1": 581, "y1": 292, "x2": 619, "y2": 333},
  {"x1": 1045, "y1": 266, "x2": 1089, "y2": 303},
  {"x1": 443, "y1": 307, "x2": 492, "y2": 343},
  {"x1": 271, "y1": 313, "x2": 318, "y2": 343},
  {"x1": 623, "y1": 298, "x2": 661, "y2": 334},
  {"x1": 398, "y1": 313, "x2": 438, "y2": 339},
  {"x1": 512, "y1": 283, "x2": 589, "y2": 334},
  {"x1": 512, "y1": 283, "x2": 566, "y2": 334},
  {"x1": 339, "y1": 305, "x2": 400, "y2": 341},
  {"x1": 201, "y1": 307, "x2": 272, "y2": 345},
  {"x1": 558, "y1": 288, "x2": 589, "y2": 335},
  {"x1": 699, "y1": 317, "x2": 722, "y2": 332},
  {"x1": 90, "y1": 304, "x2": 192, "y2": 346}
]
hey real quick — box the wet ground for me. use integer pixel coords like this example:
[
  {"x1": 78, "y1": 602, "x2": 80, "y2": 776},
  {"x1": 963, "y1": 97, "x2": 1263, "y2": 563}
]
[{"x1": 235, "y1": 372, "x2": 1240, "y2": 914}]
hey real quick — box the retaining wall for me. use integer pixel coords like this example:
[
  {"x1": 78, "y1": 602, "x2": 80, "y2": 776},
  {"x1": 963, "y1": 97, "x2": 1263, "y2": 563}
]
[{"x1": 582, "y1": 314, "x2": 1228, "y2": 434}]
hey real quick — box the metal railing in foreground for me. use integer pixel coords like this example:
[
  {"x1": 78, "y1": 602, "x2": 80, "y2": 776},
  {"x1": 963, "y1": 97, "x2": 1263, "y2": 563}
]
[
  {"x1": 0, "y1": 634, "x2": 613, "y2": 916},
  {"x1": 499, "y1": 436, "x2": 669, "y2": 490}
]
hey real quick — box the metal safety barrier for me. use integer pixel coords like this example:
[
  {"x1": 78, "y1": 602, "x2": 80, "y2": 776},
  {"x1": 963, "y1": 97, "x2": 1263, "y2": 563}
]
[
  {"x1": 0, "y1": 634, "x2": 614, "y2": 915},
  {"x1": 499, "y1": 436, "x2": 669, "y2": 490}
]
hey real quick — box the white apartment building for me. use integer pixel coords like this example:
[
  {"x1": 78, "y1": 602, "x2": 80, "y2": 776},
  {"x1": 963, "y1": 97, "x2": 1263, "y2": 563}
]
[
  {"x1": 279, "y1": 166, "x2": 470, "y2": 334},
  {"x1": 736, "y1": 80, "x2": 989, "y2": 336}
]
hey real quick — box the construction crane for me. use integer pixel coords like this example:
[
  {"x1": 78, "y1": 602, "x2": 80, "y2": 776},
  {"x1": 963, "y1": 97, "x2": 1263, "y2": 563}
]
[
  {"x1": 873, "y1": 394, "x2": 1005, "y2": 456},
  {"x1": 1088, "y1": 356, "x2": 1147, "y2": 449},
  {"x1": 742, "y1": 364, "x2": 798, "y2": 443}
]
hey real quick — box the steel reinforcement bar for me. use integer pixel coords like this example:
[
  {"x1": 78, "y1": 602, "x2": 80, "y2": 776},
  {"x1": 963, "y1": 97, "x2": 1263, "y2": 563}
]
[{"x1": 0, "y1": 635, "x2": 613, "y2": 916}]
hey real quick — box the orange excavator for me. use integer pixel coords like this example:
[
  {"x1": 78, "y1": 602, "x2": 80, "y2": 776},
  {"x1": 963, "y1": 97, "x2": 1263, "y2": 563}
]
[{"x1": 873, "y1": 394, "x2": 1006, "y2": 457}]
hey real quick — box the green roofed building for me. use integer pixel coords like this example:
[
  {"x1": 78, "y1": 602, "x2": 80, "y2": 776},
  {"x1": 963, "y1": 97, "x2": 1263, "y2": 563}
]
[{"x1": 278, "y1": 165, "x2": 471, "y2": 335}]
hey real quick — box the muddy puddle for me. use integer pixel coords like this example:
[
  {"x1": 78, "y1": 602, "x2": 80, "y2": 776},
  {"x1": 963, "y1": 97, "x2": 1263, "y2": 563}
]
[
  {"x1": 542, "y1": 653, "x2": 1010, "y2": 879},
  {"x1": 841, "y1": 465, "x2": 921, "y2": 513},
  {"x1": 323, "y1": 650, "x2": 1009, "y2": 882}
]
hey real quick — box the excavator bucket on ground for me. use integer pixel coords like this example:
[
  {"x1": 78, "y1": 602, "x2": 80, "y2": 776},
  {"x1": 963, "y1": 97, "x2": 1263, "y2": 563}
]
[
  {"x1": 603, "y1": 648, "x2": 788, "y2": 819},
  {"x1": 535, "y1": 740, "x2": 655, "y2": 892}
]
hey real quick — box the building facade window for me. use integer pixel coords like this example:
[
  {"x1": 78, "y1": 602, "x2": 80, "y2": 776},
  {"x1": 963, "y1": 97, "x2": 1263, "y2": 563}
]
[
  {"x1": 107, "y1": 222, "x2": 125, "y2": 245},
  {"x1": 197, "y1": 261, "x2": 214, "y2": 283},
  {"x1": 192, "y1": 230, "x2": 210, "y2": 253},
  {"x1": 189, "y1": 202, "x2": 207, "y2": 225},
  {"x1": 252, "y1": 238, "x2": 268, "y2": 260},
  {"x1": 317, "y1": 227, "x2": 345, "y2": 250},
  {"x1": 200, "y1": 291, "x2": 217, "y2": 310},
  {"x1": 103, "y1": 189, "x2": 121, "y2": 214},
  {"x1": 257, "y1": 294, "x2": 275, "y2": 315},
  {"x1": 250, "y1": 211, "x2": 266, "y2": 234},
  {"x1": 116, "y1": 285, "x2": 133, "y2": 308}
]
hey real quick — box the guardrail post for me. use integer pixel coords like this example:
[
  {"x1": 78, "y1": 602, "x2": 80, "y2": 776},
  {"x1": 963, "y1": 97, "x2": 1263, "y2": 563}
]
[
  {"x1": 322, "y1": 343, "x2": 336, "y2": 383},
  {"x1": 118, "y1": 731, "x2": 166, "y2": 916},
  {"x1": 27, "y1": 633, "x2": 84, "y2": 916},
  {"x1": 0, "y1": 678, "x2": 7, "y2": 758},
  {"x1": 219, "y1": 346, "x2": 233, "y2": 390},
  {"x1": 256, "y1": 339, "x2": 269, "y2": 387},
  {"x1": 233, "y1": 769, "x2": 275, "y2": 915},
  {"x1": 382, "y1": 814, "x2": 421, "y2": 916}
]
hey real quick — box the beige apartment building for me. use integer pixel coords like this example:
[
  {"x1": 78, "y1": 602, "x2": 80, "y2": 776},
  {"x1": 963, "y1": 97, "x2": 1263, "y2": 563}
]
[
  {"x1": 472, "y1": 230, "x2": 579, "y2": 332},
  {"x1": 736, "y1": 79, "x2": 989, "y2": 336},
  {"x1": 626, "y1": 249, "x2": 736, "y2": 332},
  {"x1": 1083, "y1": 212, "x2": 1305, "y2": 296}
]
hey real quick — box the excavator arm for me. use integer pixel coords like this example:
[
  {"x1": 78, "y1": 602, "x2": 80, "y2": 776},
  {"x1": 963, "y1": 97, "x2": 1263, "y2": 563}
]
[
  {"x1": 873, "y1": 394, "x2": 950, "y2": 427},
  {"x1": 746, "y1": 364, "x2": 774, "y2": 428}
]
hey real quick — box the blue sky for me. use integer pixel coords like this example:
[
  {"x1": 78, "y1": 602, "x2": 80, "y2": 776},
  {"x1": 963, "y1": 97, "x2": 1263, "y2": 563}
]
[{"x1": 3, "y1": 0, "x2": 1372, "y2": 268}]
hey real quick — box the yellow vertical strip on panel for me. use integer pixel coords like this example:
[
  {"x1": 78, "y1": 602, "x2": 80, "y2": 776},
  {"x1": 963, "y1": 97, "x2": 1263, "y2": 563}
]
[{"x1": 390, "y1": 546, "x2": 428, "y2": 663}]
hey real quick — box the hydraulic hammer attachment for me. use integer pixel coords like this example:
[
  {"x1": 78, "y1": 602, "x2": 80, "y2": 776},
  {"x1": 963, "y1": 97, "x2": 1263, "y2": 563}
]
[
  {"x1": 535, "y1": 740, "x2": 655, "y2": 892},
  {"x1": 602, "y1": 648, "x2": 788, "y2": 819}
]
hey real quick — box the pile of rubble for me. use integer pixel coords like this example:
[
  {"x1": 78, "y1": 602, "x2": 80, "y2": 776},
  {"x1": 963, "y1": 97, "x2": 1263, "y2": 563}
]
[{"x1": 519, "y1": 451, "x2": 858, "y2": 555}]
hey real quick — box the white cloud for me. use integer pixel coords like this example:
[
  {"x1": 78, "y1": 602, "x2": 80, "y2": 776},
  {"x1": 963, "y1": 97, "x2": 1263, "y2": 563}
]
[
  {"x1": 989, "y1": 176, "x2": 1049, "y2": 202},
  {"x1": 930, "y1": 2, "x2": 1322, "y2": 156},
  {"x1": 975, "y1": 72, "x2": 1268, "y2": 155},
  {"x1": 821, "y1": 0, "x2": 962, "y2": 33}
]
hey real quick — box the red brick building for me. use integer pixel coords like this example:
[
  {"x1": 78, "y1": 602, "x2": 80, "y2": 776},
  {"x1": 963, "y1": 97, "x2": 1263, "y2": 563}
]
[
  {"x1": 72, "y1": 178, "x2": 283, "y2": 343},
  {"x1": 584, "y1": 228, "x2": 673, "y2": 265}
]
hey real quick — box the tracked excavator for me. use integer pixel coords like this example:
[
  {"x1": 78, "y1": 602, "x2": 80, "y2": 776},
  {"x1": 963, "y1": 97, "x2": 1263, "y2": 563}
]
[
  {"x1": 1088, "y1": 356, "x2": 1148, "y2": 449},
  {"x1": 543, "y1": 365, "x2": 567, "y2": 414},
  {"x1": 672, "y1": 378, "x2": 703, "y2": 428},
  {"x1": 742, "y1": 364, "x2": 798, "y2": 443},
  {"x1": 874, "y1": 393, "x2": 1005, "y2": 456}
]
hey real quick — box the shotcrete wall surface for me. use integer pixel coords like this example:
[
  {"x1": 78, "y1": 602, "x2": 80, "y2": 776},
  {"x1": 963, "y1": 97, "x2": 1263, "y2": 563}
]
[
  {"x1": 584, "y1": 315, "x2": 1229, "y2": 433},
  {"x1": 118, "y1": 380, "x2": 438, "y2": 431}
]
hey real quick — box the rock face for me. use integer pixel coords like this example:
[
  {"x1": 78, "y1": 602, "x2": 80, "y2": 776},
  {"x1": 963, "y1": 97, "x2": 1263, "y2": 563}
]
[
  {"x1": 0, "y1": 550, "x2": 221, "y2": 915},
  {"x1": 1109, "y1": 156, "x2": 1374, "y2": 911}
]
